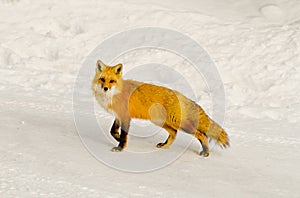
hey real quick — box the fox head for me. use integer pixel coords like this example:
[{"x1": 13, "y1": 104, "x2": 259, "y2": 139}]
[{"x1": 92, "y1": 60, "x2": 123, "y2": 93}]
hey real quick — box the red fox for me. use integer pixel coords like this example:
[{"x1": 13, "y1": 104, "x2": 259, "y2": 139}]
[{"x1": 92, "y1": 60, "x2": 229, "y2": 157}]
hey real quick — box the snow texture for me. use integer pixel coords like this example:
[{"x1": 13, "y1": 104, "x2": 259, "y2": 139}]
[{"x1": 0, "y1": 0, "x2": 300, "y2": 197}]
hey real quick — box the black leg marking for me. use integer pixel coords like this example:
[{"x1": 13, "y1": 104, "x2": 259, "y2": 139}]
[
  {"x1": 156, "y1": 126, "x2": 177, "y2": 148},
  {"x1": 110, "y1": 119, "x2": 120, "y2": 142},
  {"x1": 199, "y1": 137, "x2": 209, "y2": 157},
  {"x1": 112, "y1": 129, "x2": 128, "y2": 152},
  {"x1": 199, "y1": 140, "x2": 209, "y2": 156},
  {"x1": 112, "y1": 121, "x2": 130, "y2": 152},
  {"x1": 119, "y1": 129, "x2": 128, "y2": 148}
]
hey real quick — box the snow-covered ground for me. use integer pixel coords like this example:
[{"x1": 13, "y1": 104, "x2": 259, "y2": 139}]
[{"x1": 1, "y1": 0, "x2": 300, "y2": 197}]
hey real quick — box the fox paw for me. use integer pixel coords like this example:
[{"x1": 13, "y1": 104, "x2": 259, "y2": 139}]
[
  {"x1": 200, "y1": 151, "x2": 209, "y2": 157},
  {"x1": 111, "y1": 146, "x2": 123, "y2": 152},
  {"x1": 156, "y1": 143, "x2": 168, "y2": 148}
]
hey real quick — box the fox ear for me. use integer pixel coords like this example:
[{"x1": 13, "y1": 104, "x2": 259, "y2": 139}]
[
  {"x1": 114, "y1": 64, "x2": 123, "y2": 75},
  {"x1": 97, "y1": 60, "x2": 106, "y2": 72}
]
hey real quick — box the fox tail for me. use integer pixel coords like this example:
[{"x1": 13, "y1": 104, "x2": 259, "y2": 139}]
[{"x1": 206, "y1": 119, "x2": 229, "y2": 148}]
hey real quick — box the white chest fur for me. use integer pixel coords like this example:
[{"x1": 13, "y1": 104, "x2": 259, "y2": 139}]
[{"x1": 93, "y1": 84, "x2": 118, "y2": 115}]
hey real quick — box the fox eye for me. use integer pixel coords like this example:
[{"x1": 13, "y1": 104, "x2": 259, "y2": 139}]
[
  {"x1": 99, "y1": 78, "x2": 105, "y2": 82},
  {"x1": 109, "y1": 80, "x2": 116, "y2": 83}
]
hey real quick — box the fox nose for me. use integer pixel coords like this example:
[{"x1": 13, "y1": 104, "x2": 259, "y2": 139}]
[{"x1": 103, "y1": 87, "x2": 108, "y2": 92}]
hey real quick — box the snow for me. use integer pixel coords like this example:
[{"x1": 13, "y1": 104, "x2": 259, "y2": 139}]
[{"x1": 1, "y1": 0, "x2": 300, "y2": 197}]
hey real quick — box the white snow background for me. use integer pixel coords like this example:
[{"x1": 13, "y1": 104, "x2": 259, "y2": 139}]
[{"x1": 0, "y1": 0, "x2": 300, "y2": 197}]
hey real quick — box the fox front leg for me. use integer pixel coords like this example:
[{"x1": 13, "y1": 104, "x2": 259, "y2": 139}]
[
  {"x1": 110, "y1": 119, "x2": 120, "y2": 142},
  {"x1": 111, "y1": 119, "x2": 130, "y2": 152}
]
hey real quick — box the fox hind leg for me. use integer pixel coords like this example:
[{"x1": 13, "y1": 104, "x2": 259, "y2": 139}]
[
  {"x1": 157, "y1": 125, "x2": 177, "y2": 148},
  {"x1": 195, "y1": 131, "x2": 209, "y2": 157}
]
